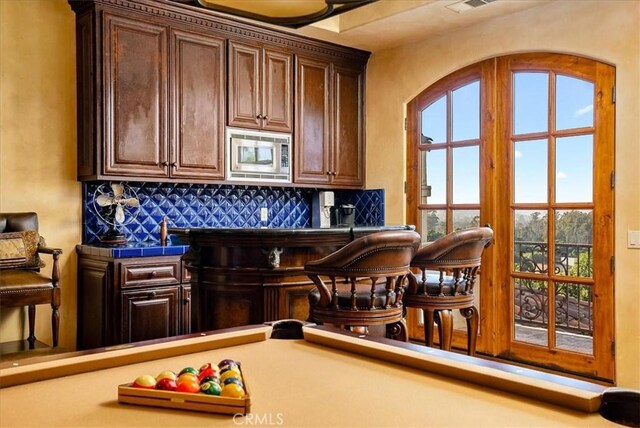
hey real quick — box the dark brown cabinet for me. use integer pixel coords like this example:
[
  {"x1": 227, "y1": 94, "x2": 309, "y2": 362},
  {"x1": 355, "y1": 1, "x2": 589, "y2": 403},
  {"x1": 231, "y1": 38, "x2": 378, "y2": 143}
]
[
  {"x1": 103, "y1": 13, "x2": 168, "y2": 179},
  {"x1": 170, "y1": 29, "x2": 226, "y2": 180},
  {"x1": 228, "y1": 41, "x2": 293, "y2": 133},
  {"x1": 74, "y1": 8, "x2": 225, "y2": 182},
  {"x1": 76, "y1": 252, "x2": 191, "y2": 350},
  {"x1": 294, "y1": 56, "x2": 365, "y2": 188}
]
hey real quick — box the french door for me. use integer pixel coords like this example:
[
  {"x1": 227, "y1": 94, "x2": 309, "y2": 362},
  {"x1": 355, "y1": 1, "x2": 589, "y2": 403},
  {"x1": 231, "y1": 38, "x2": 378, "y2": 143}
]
[{"x1": 406, "y1": 53, "x2": 615, "y2": 380}]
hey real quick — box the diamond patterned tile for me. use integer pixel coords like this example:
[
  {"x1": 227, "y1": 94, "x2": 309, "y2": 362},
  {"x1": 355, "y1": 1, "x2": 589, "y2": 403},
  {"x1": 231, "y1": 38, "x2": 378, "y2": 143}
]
[{"x1": 83, "y1": 181, "x2": 384, "y2": 244}]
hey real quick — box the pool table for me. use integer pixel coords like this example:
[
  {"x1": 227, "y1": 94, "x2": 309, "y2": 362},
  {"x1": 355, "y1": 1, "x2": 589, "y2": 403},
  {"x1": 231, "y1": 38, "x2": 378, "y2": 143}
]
[{"x1": 0, "y1": 322, "x2": 619, "y2": 427}]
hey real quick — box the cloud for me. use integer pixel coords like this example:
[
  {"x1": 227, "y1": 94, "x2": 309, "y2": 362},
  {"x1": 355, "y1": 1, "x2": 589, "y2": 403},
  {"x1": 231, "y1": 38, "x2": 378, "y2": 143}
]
[
  {"x1": 557, "y1": 171, "x2": 568, "y2": 179},
  {"x1": 574, "y1": 104, "x2": 593, "y2": 117},
  {"x1": 514, "y1": 150, "x2": 522, "y2": 159}
]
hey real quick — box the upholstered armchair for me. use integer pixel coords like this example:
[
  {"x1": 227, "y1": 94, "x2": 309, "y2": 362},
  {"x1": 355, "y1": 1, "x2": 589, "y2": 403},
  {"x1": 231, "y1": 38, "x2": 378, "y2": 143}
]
[{"x1": 0, "y1": 212, "x2": 63, "y2": 348}]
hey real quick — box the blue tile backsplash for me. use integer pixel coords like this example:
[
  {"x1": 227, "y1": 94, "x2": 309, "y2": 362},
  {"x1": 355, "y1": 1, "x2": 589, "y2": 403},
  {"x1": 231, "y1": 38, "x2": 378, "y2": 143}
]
[{"x1": 82, "y1": 182, "x2": 384, "y2": 244}]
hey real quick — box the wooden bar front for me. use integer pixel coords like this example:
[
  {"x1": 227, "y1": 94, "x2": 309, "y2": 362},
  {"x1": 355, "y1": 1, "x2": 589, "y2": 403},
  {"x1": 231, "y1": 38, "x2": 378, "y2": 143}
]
[{"x1": 169, "y1": 226, "x2": 413, "y2": 332}]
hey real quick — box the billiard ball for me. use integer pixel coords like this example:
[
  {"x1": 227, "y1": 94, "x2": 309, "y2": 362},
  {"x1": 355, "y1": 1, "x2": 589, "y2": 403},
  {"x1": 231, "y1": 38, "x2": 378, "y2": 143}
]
[
  {"x1": 132, "y1": 374, "x2": 156, "y2": 389},
  {"x1": 218, "y1": 359, "x2": 236, "y2": 368},
  {"x1": 223, "y1": 377, "x2": 243, "y2": 388},
  {"x1": 219, "y1": 365, "x2": 241, "y2": 377},
  {"x1": 177, "y1": 373, "x2": 198, "y2": 385},
  {"x1": 155, "y1": 378, "x2": 177, "y2": 391},
  {"x1": 197, "y1": 367, "x2": 217, "y2": 382},
  {"x1": 199, "y1": 375, "x2": 220, "y2": 384},
  {"x1": 178, "y1": 367, "x2": 199, "y2": 377},
  {"x1": 200, "y1": 381, "x2": 222, "y2": 395},
  {"x1": 155, "y1": 370, "x2": 176, "y2": 382},
  {"x1": 199, "y1": 362, "x2": 220, "y2": 373},
  {"x1": 175, "y1": 377, "x2": 200, "y2": 393},
  {"x1": 219, "y1": 370, "x2": 241, "y2": 383},
  {"x1": 221, "y1": 382, "x2": 245, "y2": 398}
]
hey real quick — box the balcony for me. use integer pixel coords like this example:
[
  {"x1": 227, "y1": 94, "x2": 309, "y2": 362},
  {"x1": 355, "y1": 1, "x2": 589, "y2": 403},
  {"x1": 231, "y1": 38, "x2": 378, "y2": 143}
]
[{"x1": 513, "y1": 241, "x2": 593, "y2": 354}]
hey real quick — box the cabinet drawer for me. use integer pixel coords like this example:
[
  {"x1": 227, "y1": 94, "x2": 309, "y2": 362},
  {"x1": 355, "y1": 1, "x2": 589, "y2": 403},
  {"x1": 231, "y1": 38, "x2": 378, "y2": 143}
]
[{"x1": 119, "y1": 258, "x2": 181, "y2": 288}]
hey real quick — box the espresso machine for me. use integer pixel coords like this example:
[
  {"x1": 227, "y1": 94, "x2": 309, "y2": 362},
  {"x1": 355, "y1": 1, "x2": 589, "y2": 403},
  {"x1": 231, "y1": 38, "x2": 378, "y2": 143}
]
[{"x1": 312, "y1": 191, "x2": 334, "y2": 228}]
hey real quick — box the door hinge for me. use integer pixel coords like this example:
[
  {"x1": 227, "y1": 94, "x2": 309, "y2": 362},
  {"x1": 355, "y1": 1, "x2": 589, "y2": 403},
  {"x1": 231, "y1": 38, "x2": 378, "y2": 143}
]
[
  {"x1": 611, "y1": 256, "x2": 615, "y2": 273},
  {"x1": 611, "y1": 340, "x2": 616, "y2": 357},
  {"x1": 404, "y1": 117, "x2": 407, "y2": 130},
  {"x1": 612, "y1": 85, "x2": 616, "y2": 104},
  {"x1": 611, "y1": 171, "x2": 615, "y2": 189},
  {"x1": 404, "y1": 181, "x2": 407, "y2": 193}
]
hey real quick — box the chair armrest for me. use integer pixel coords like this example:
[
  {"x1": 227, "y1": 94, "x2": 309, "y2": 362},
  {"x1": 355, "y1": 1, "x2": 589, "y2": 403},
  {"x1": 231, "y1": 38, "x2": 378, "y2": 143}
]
[
  {"x1": 37, "y1": 246, "x2": 63, "y2": 257},
  {"x1": 37, "y1": 246, "x2": 62, "y2": 286}
]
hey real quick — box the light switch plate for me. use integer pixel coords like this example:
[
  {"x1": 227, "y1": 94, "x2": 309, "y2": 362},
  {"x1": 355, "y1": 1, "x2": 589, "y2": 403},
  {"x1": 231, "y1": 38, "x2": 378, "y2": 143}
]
[
  {"x1": 260, "y1": 207, "x2": 269, "y2": 222},
  {"x1": 628, "y1": 230, "x2": 640, "y2": 249}
]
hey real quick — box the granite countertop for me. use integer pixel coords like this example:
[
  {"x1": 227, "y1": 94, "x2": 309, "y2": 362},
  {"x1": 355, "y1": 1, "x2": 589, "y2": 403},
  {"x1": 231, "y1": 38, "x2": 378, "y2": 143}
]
[{"x1": 78, "y1": 225, "x2": 415, "y2": 258}]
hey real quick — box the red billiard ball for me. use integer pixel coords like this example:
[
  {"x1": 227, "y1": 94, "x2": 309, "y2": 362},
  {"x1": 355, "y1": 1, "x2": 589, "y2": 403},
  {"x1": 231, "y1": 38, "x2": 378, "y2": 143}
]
[
  {"x1": 176, "y1": 377, "x2": 200, "y2": 393},
  {"x1": 155, "y1": 378, "x2": 177, "y2": 391}
]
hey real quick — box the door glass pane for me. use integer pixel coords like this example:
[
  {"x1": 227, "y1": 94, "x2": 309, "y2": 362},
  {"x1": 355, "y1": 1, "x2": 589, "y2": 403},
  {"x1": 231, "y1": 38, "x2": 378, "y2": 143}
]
[
  {"x1": 556, "y1": 75, "x2": 594, "y2": 131},
  {"x1": 514, "y1": 210, "x2": 548, "y2": 274},
  {"x1": 421, "y1": 95, "x2": 446, "y2": 144},
  {"x1": 514, "y1": 72, "x2": 548, "y2": 135},
  {"x1": 555, "y1": 135, "x2": 593, "y2": 203},
  {"x1": 555, "y1": 282, "x2": 594, "y2": 354},
  {"x1": 452, "y1": 81, "x2": 480, "y2": 142},
  {"x1": 514, "y1": 278, "x2": 548, "y2": 346},
  {"x1": 555, "y1": 210, "x2": 593, "y2": 278},
  {"x1": 452, "y1": 146, "x2": 479, "y2": 204},
  {"x1": 453, "y1": 209, "x2": 480, "y2": 231},
  {"x1": 421, "y1": 149, "x2": 446, "y2": 204},
  {"x1": 420, "y1": 209, "x2": 446, "y2": 243},
  {"x1": 514, "y1": 139, "x2": 548, "y2": 203}
]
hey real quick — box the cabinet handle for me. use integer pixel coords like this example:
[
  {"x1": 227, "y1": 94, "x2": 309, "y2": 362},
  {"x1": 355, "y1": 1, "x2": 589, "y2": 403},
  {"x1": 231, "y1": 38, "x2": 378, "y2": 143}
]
[
  {"x1": 184, "y1": 297, "x2": 191, "y2": 304},
  {"x1": 332, "y1": 171, "x2": 337, "y2": 176},
  {"x1": 256, "y1": 114, "x2": 263, "y2": 119},
  {"x1": 263, "y1": 115, "x2": 269, "y2": 121},
  {"x1": 149, "y1": 271, "x2": 158, "y2": 278},
  {"x1": 159, "y1": 161, "x2": 169, "y2": 167},
  {"x1": 326, "y1": 171, "x2": 331, "y2": 175},
  {"x1": 170, "y1": 162, "x2": 177, "y2": 168},
  {"x1": 147, "y1": 291, "x2": 157, "y2": 299}
]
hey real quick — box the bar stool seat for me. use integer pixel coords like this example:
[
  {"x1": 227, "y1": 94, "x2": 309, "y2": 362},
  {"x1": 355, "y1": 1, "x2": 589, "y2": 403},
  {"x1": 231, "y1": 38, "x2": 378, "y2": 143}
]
[
  {"x1": 405, "y1": 226, "x2": 493, "y2": 355},
  {"x1": 305, "y1": 230, "x2": 421, "y2": 341}
]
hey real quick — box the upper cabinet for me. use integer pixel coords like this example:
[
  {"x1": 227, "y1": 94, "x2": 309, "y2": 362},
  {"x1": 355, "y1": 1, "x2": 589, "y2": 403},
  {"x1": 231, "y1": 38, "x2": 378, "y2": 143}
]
[
  {"x1": 75, "y1": 8, "x2": 225, "y2": 182},
  {"x1": 70, "y1": 0, "x2": 369, "y2": 187},
  {"x1": 228, "y1": 41, "x2": 293, "y2": 133},
  {"x1": 294, "y1": 56, "x2": 365, "y2": 188}
]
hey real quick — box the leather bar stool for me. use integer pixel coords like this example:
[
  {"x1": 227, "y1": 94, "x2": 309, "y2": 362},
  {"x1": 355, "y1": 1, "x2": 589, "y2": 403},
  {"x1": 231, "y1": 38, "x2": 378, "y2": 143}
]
[
  {"x1": 405, "y1": 227, "x2": 493, "y2": 355},
  {"x1": 305, "y1": 230, "x2": 421, "y2": 341},
  {"x1": 0, "y1": 212, "x2": 63, "y2": 348}
]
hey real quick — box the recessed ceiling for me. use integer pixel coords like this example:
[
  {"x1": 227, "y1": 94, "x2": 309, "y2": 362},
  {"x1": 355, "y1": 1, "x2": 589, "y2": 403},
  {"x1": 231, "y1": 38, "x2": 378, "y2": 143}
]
[
  {"x1": 173, "y1": 0, "x2": 379, "y2": 28},
  {"x1": 173, "y1": 0, "x2": 553, "y2": 52}
]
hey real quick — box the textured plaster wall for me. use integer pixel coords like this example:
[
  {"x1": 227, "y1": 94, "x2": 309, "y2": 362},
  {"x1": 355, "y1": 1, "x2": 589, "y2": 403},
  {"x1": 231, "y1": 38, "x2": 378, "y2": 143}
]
[
  {"x1": 365, "y1": 0, "x2": 640, "y2": 387},
  {"x1": 0, "y1": 0, "x2": 80, "y2": 349}
]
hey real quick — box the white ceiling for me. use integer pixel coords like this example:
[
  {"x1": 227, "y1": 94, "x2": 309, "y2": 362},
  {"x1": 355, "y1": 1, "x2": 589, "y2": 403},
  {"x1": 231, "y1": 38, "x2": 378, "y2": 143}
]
[{"x1": 218, "y1": 0, "x2": 553, "y2": 52}]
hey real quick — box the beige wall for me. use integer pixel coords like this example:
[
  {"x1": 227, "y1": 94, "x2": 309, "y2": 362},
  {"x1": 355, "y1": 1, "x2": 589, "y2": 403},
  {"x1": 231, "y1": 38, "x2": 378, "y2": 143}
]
[
  {"x1": 1, "y1": 0, "x2": 638, "y2": 389},
  {"x1": 0, "y1": 0, "x2": 80, "y2": 349},
  {"x1": 366, "y1": 0, "x2": 640, "y2": 388}
]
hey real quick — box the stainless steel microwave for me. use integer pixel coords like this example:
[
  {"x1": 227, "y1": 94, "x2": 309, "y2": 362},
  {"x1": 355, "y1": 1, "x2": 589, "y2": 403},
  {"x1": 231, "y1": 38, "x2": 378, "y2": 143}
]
[{"x1": 226, "y1": 128, "x2": 291, "y2": 183}]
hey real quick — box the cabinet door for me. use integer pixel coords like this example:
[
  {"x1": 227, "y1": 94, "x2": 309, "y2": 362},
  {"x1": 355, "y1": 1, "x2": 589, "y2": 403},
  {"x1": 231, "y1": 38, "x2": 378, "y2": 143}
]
[
  {"x1": 332, "y1": 65, "x2": 365, "y2": 187},
  {"x1": 121, "y1": 286, "x2": 179, "y2": 343},
  {"x1": 171, "y1": 29, "x2": 226, "y2": 180},
  {"x1": 262, "y1": 48, "x2": 292, "y2": 133},
  {"x1": 228, "y1": 41, "x2": 261, "y2": 129},
  {"x1": 103, "y1": 13, "x2": 168, "y2": 177},
  {"x1": 294, "y1": 56, "x2": 331, "y2": 185}
]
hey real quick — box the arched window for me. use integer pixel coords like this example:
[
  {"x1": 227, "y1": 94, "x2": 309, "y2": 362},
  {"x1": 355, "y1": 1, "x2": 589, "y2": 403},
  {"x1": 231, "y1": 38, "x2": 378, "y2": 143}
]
[{"x1": 406, "y1": 53, "x2": 615, "y2": 380}]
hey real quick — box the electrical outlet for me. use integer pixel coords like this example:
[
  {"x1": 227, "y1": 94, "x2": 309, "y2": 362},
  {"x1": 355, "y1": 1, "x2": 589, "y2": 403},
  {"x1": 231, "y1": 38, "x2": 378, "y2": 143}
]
[
  {"x1": 628, "y1": 230, "x2": 640, "y2": 249},
  {"x1": 260, "y1": 207, "x2": 269, "y2": 222}
]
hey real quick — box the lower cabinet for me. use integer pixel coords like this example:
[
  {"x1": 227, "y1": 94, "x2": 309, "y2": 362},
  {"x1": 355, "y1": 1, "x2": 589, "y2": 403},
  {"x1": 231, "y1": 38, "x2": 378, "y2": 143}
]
[{"x1": 76, "y1": 253, "x2": 191, "y2": 350}]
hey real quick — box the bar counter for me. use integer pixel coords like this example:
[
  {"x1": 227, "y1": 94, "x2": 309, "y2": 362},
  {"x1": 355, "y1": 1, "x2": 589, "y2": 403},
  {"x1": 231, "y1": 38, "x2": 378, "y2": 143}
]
[{"x1": 168, "y1": 226, "x2": 414, "y2": 332}]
